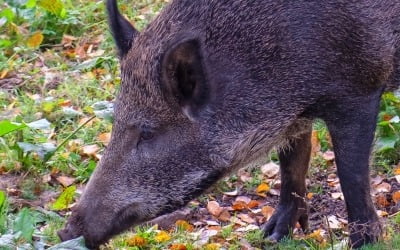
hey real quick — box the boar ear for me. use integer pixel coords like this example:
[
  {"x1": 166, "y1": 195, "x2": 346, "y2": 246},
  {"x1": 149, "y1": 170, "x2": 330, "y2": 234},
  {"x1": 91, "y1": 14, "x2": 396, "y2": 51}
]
[
  {"x1": 106, "y1": 0, "x2": 137, "y2": 57},
  {"x1": 162, "y1": 39, "x2": 209, "y2": 120}
]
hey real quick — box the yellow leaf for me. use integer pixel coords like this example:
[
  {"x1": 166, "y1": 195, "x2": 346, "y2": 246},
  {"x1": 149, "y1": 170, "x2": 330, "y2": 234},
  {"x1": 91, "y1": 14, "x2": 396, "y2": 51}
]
[
  {"x1": 127, "y1": 235, "x2": 147, "y2": 247},
  {"x1": 394, "y1": 167, "x2": 400, "y2": 175},
  {"x1": 256, "y1": 183, "x2": 270, "y2": 194},
  {"x1": 37, "y1": 0, "x2": 65, "y2": 17},
  {"x1": 306, "y1": 229, "x2": 325, "y2": 243},
  {"x1": 155, "y1": 231, "x2": 171, "y2": 242},
  {"x1": 27, "y1": 32, "x2": 44, "y2": 48},
  {"x1": 204, "y1": 243, "x2": 220, "y2": 250},
  {"x1": 175, "y1": 220, "x2": 193, "y2": 232}
]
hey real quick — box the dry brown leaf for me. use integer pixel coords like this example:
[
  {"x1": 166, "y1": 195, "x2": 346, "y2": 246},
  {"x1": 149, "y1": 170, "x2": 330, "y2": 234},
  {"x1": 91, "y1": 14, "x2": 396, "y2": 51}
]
[
  {"x1": 56, "y1": 176, "x2": 75, "y2": 187},
  {"x1": 376, "y1": 194, "x2": 390, "y2": 207},
  {"x1": 237, "y1": 213, "x2": 256, "y2": 224},
  {"x1": 42, "y1": 174, "x2": 51, "y2": 183},
  {"x1": 218, "y1": 209, "x2": 231, "y2": 222},
  {"x1": 376, "y1": 182, "x2": 391, "y2": 193},
  {"x1": 392, "y1": 191, "x2": 400, "y2": 204},
  {"x1": 81, "y1": 144, "x2": 100, "y2": 156},
  {"x1": 261, "y1": 162, "x2": 280, "y2": 178},
  {"x1": 261, "y1": 206, "x2": 275, "y2": 220},
  {"x1": 236, "y1": 196, "x2": 252, "y2": 204},
  {"x1": 97, "y1": 132, "x2": 111, "y2": 146},
  {"x1": 207, "y1": 201, "x2": 223, "y2": 217},
  {"x1": 67, "y1": 139, "x2": 84, "y2": 152}
]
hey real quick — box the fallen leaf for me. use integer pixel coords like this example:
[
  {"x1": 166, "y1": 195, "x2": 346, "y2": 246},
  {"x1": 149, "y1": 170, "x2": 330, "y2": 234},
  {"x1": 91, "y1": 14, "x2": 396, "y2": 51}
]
[
  {"x1": 394, "y1": 167, "x2": 400, "y2": 175},
  {"x1": 376, "y1": 182, "x2": 391, "y2": 193},
  {"x1": 218, "y1": 209, "x2": 231, "y2": 222},
  {"x1": 207, "y1": 201, "x2": 223, "y2": 217},
  {"x1": 237, "y1": 213, "x2": 256, "y2": 224},
  {"x1": 155, "y1": 231, "x2": 171, "y2": 242},
  {"x1": 223, "y1": 189, "x2": 238, "y2": 196},
  {"x1": 326, "y1": 215, "x2": 342, "y2": 229},
  {"x1": 322, "y1": 151, "x2": 335, "y2": 161},
  {"x1": 27, "y1": 32, "x2": 44, "y2": 48},
  {"x1": 204, "y1": 243, "x2": 220, "y2": 250},
  {"x1": 261, "y1": 162, "x2": 280, "y2": 178},
  {"x1": 306, "y1": 229, "x2": 325, "y2": 243},
  {"x1": 256, "y1": 183, "x2": 270, "y2": 195},
  {"x1": 169, "y1": 243, "x2": 187, "y2": 250},
  {"x1": 307, "y1": 192, "x2": 314, "y2": 200},
  {"x1": 377, "y1": 210, "x2": 389, "y2": 217},
  {"x1": 175, "y1": 220, "x2": 193, "y2": 232},
  {"x1": 261, "y1": 206, "x2": 275, "y2": 220},
  {"x1": 331, "y1": 192, "x2": 344, "y2": 200},
  {"x1": 395, "y1": 175, "x2": 400, "y2": 184},
  {"x1": 247, "y1": 200, "x2": 260, "y2": 209},
  {"x1": 376, "y1": 194, "x2": 390, "y2": 207},
  {"x1": 81, "y1": 144, "x2": 100, "y2": 157},
  {"x1": 97, "y1": 132, "x2": 111, "y2": 146},
  {"x1": 232, "y1": 201, "x2": 247, "y2": 211},
  {"x1": 392, "y1": 191, "x2": 400, "y2": 204},
  {"x1": 127, "y1": 235, "x2": 147, "y2": 247},
  {"x1": 235, "y1": 196, "x2": 251, "y2": 204},
  {"x1": 56, "y1": 176, "x2": 75, "y2": 187},
  {"x1": 51, "y1": 185, "x2": 76, "y2": 211}
]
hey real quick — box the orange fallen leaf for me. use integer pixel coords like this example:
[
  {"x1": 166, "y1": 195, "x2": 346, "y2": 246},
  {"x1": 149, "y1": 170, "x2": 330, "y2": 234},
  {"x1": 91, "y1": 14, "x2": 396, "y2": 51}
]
[
  {"x1": 247, "y1": 200, "x2": 260, "y2": 209},
  {"x1": 175, "y1": 220, "x2": 193, "y2": 232},
  {"x1": 0, "y1": 69, "x2": 8, "y2": 79},
  {"x1": 392, "y1": 191, "x2": 400, "y2": 204},
  {"x1": 237, "y1": 213, "x2": 256, "y2": 224},
  {"x1": 97, "y1": 132, "x2": 111, "y2": 146},
  {"x1": 169, "y1": 243, "x2": 187, "y2": 250},
  {"x1": 155, "y1": 231, "x2": 171, "y2": 242},
  {"x1": 232, "y1": 201, "x2": 247, "y2": 211},
  {"x1": 394, "y1": 167, "x2": 400, "y2": 176},
  {"x1": 376, "y1": 194, "x2": 390, "y2": 207},
  {"x1": 261, "y1": 206, "x2": 275, "y2": 220},
  {"x1": 307, "y1": 192, "x2": 314, "y2": 200},
  {"x1": 256, "y1": 183, "x2": 270, "y2": 196},
  {"x1": 127, "y1": 235, "x2": 147, "y2": 247},
  {"x1": 27, "y1": 31, "x2": 44, "y2": 48}
]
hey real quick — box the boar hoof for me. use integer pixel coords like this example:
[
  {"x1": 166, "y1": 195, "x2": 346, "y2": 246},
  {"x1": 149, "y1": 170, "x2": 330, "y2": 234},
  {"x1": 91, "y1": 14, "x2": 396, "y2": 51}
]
[
  {"x1": 262, "y1": 204, "x2": 308, "y2": 242},
  {"x1": 349, "y1": 218, "x2": 382, "y2": 248}
]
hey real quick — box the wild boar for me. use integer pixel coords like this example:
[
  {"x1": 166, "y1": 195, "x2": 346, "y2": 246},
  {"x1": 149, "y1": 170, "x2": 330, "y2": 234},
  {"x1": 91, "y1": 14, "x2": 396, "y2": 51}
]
[{"x1": 58, "y1": 0, "x2": 400, "y2": 248}]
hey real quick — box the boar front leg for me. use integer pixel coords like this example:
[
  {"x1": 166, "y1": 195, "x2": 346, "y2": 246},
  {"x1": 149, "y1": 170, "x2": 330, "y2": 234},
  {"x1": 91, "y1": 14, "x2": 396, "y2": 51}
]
[
  {"x1": 262, "y1": 122, "x2": 312, "y2": 242},
  {"x1": 324, "y1": 91, "x2": 383, "y2": 248}
]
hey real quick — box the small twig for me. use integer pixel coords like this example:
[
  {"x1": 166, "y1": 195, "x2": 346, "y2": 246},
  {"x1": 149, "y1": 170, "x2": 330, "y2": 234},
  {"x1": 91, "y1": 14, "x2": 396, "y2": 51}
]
[{"x1": 44, "y1": 115, "x2": 96, "y2": 162}]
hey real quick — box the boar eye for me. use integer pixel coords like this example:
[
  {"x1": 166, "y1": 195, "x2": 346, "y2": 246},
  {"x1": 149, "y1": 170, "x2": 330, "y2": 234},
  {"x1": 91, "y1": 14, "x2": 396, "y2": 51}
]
[{"x1": 139, "y1": 129, "x2": 154, "y2": 143}]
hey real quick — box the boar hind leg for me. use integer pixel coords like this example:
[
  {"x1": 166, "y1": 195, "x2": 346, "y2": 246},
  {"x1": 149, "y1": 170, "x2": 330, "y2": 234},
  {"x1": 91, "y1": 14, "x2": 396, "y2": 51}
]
[
  {"x1": 262, "y1": 122, "x2": 312, "y2": 242},
  {"x1": 324, "y1": 92, "x2": 383, "y2": 248}
]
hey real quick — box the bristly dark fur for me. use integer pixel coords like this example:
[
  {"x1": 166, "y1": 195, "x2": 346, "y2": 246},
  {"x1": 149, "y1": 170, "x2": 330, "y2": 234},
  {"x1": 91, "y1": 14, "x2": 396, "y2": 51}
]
[{"x1": 59, "y1": 0, "x2": 400, "y2": 249}]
